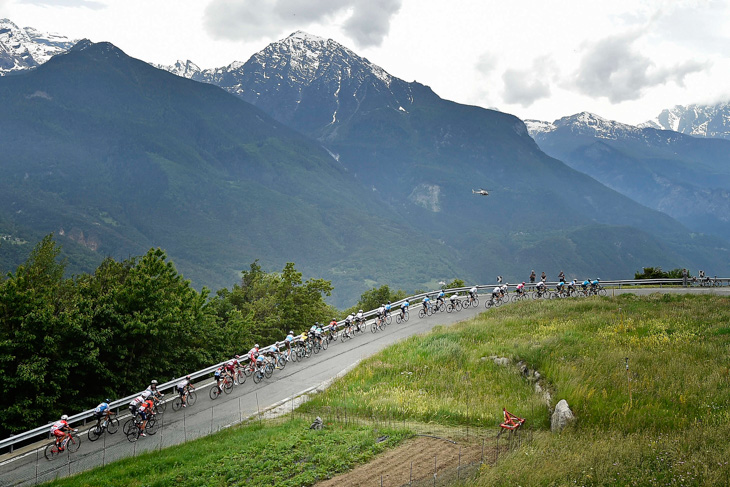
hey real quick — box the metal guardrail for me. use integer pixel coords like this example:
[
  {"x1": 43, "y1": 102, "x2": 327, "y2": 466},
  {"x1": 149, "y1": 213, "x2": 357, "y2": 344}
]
[{"x1": 1, "y1": 277, "x2": 726, "y2": 452}]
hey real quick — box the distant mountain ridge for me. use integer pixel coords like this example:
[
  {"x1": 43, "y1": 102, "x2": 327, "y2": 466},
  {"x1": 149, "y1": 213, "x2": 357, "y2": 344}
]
[
  {"x1": 527, "y1": 112, "x2": 730, "y2": 241},
  {"x1": 641, "y1": 103, "x2": 730, "y2": 139},
  {"x1": 0, "y1": 18, "x2": 76, "y2": 75}
]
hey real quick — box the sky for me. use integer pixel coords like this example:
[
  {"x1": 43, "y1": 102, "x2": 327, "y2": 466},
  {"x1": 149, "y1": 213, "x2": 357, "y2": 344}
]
[{"x1": 2, "y1": 0, "x2": 730, "y2": 125}]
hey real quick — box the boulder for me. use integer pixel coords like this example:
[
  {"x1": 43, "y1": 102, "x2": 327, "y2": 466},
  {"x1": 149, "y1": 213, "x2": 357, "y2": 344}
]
[{"x1": 551, "y1": 399, "x2": 575, "y2": 432}]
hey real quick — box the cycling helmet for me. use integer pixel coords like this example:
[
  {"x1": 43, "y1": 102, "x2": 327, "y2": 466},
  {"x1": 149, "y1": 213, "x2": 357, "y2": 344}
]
[
  {"x1": 254, "y1": 344, "x2": 259, "y2": 348},
  {"x1": 289, "y1": 330, "x2": 294, "y2": 335},
  {"x1": 186, "y1": 375, "x2": 191, "y2": 380},
  {"x1": 522, "y1": 282, "x2": 525, "y2": 285},
  {"x1": 150, "y1": 379, "x2": 158, "y2": 385},
  {"x1": 235, "y1": 354, "x2": 240, "y2": 359},
  {"x1": 387, "y1": 301, "x2": 391, "y2": 304},
  {"x1": 359, "y1": 309, "x2": 363, "y2": 312},
  {"x1": 61, "y1": 414, "x2": 68, "y2": 420}
]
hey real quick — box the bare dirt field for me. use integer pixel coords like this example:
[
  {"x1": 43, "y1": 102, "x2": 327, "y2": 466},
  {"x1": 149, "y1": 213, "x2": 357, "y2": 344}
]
[{"x1": 316, "y1": 434, "x2": 495, "y2": 487}]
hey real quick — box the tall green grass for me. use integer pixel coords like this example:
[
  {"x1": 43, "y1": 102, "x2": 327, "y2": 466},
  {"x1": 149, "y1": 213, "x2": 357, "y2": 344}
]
[
  {"x1": 45, "y1": 420, "x2": 410, "y2": 487},
  {"x1": 300, "y1": 293, "x2": 730, "y2": 485}
]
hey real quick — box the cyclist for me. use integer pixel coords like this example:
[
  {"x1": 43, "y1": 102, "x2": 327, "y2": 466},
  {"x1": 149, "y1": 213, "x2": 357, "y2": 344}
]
[
  {"x1": 384, "y1": 302, "x2": 392, "y2": 317},
  {"x1": 582, "y1": 279, "x2": 590, "y2": 292},
  {"x1": 284, "y1": 331, "x2": 296, "y2": 360},
  {"x1": 400, "y1": 299, "x2": 409, "y2": 319},
  {"x1": 176, "y1": 376, "x2": 192, "y2": 407},
  {"x1": 137, "y1": 396, "x2": 155, "y2": 437},
  {"x1": 436, "y1": 289, "x2": 446, "y2": 309},
  {"x1": 567, "y1": 279, "x2": 577, "y2": 295},
  {"x1": 129, "y1": 394, "x2": 145, "y2": 417},
  {"x1": 309, "y1": 323, "x2": 323, "y2": 347},
  {"x1": 516, "y1": 282, "x2": 526, "y2": 296},
  {"x1": 343, "y1": 314, "x2": 354, "y2": 337},
  {"x1": 590, "y1": 278, "x2": 600, "y2": 293},
  {"x1": 50, "y1": 415, "x2": 76, "y2": 451},
  {"x1": 94, "y1": 399, "x2": 112, "y2": 427},
  {"x1": 327, "y1": 318, "x2": 338, "y2": 341},
  {"x1": 376, "y1": 304, "x2": 385, "y2": 320},
  {"x1": 535, "y1": 280, "x2": 546, "y2": 296},
  {"x1": 491, "y1": 286, "x2": 501, "y2": 304},
  {"x1": 145, "y1": 380, "x2": 164, "y2": 402},
  {"x1": 469, "y1": 286, "x2": 478, "y2": 303},
  {"x1": 355, "y1": 310, "x2": 365, "y2": 331},
  {"x1": 556, "y1": 280, "x2": 565, "y2": 296},
  {"x1": 214, "y1": 366, "x2": 224, "y2": 391},
  {"x1": 224, "y1": 358, "x2": 238, "y2": 382},
  {"x1": 500, "y1": 284, "x2": 508, "y2": 296},
  {"x1": 422, "y1": 295, "x2": 431, "y2": 314},
  {"x1": 449, "y1": 292, "x2": 459, "y2": 306},
  {"x1": 248, "y1": 344, "x2": 260, "y2": 366}
]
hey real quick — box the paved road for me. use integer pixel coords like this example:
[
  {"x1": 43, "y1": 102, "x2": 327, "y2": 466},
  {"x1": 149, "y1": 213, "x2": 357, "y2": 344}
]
[{"x1": 2, "y1": 286, "x2": 728, "y2": 485}]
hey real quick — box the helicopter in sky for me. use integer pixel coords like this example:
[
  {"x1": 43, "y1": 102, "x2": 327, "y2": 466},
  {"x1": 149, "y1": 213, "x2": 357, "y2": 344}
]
[{"x1": 471, "y1": 189, "x2": 490, "y2": 196}]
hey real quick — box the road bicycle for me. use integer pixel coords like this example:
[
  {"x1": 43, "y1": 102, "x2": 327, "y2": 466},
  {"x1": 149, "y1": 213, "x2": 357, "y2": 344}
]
[
  {"x1": 172, "y1": 384, "x2": 198, "y2": 411},
  {"x1": 252, "y1": 361, "x2": 275, "y2": 384},
  {"x1": 510, "y1": 290, "x2": 529, "y2": 303},
  {"x1": 125, "y1": 414, "x2": 159, "y2": 442},
  {"x1": 446, "y1": 299, "x2": 462, "y2": 312},
  {"x1": 87, "y1": 411, "x2": 119, "y2": 441},
  {"x1": 395, "y1": 309, "x2": 409, "y2": 324},
  {"x1": 371, "y1": 316, "x2": 385, "y2": 333},
  {"x1": 209, "y1": 375, "x2": 234, "y2": 400},
  {"x1": 418, "y1": 303, "x2": 433, "y2": 319},
  {"x1": 485, "y1": 294, "x2": 505, "y2": 309},
  {"x1": 463, "y1": 294, "x2": 479, "y2": 308},
  {"x1": 44, "y1": 431, "x2": 80, "y2": 460}
]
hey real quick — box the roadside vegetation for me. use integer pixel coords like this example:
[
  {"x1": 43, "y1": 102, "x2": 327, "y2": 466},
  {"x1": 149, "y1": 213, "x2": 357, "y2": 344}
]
[{"x1": 44, "y1": 292, "x2": 730, "y2": 486}]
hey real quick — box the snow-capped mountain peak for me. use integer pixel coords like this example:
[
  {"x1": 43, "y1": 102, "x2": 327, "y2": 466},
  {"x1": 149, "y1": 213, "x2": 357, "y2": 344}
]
[
  {"x1": 0, "y1": 18, "x2": 77, "y2": 75},
  {"x1": 640, "y1": 102, "x2": 730, "y2": 139}
]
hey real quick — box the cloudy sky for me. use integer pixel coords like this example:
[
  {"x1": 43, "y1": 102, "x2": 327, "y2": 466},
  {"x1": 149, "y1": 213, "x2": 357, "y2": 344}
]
[{"x1": 3, "y1": 0, "x2": 729, "y2": 125}]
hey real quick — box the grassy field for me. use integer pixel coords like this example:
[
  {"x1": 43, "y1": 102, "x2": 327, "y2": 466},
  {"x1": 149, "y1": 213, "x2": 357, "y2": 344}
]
[{"x1": 47, "y1": 293, "x2": 730, "y2": 486}]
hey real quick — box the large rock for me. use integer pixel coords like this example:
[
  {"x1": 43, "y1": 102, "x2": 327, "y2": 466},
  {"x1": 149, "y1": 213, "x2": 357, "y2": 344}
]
[{"x1": 551, "y1": 399, "x2": 575, "y2": 432}]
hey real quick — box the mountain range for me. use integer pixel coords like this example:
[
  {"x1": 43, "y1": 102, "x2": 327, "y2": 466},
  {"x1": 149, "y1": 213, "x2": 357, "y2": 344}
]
[
  {"x1": 527, "y1": 112, "x2": 730, "y2": 241},
  {"x1": 2, "y1": 20, "x2": 729, "y2": 306}
]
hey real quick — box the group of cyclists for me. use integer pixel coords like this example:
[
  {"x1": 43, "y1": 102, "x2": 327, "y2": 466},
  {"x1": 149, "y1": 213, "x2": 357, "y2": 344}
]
[{"x1": 51, "y1": 275, "x2": 607, "y2": 451}]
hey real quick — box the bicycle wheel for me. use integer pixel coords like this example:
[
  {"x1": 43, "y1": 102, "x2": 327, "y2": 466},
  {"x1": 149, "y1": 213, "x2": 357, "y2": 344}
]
[
  {"x1": 455, "y1": 301, "x2": 462, "y2": 311},
  {"x1": 223, "y1": 380, "x2": 233, "y2": 394},
  {"x1": 126, "y1": 426, "x2": 140, "y2": 442},
  {"x1": 44, "y1": 442, "x2": 59, "y2": 461},
  {"x1": 155, "y1": 399, "x2": 166, "y2": 413},
  {"x1": 385, "y1": 314, "x2": 392, "y2": 325},
  {"x1": 371, "y1": 321, "x2": 378, "y2": 333},
  {"x1": 209, "y1": 385, "x2": 221, "y2": 400},
  {"x1": 277, "y1": 354, "x2": 287, "y2": 368},
  {"x1": 146, "y1": 417, "x2": 159, "y2": 435},
  {"x1": 253, "y1": 370, "x2": 263, "y2": 384},
  {"x1": 264, "y1": 363, "x2": 274, "y2": 378},
  {"x1": 107, "y1": 417, "x2": 120, "y2": 434},
  {"x1": 427, "y1": 306, "x2": 433, "y2": 316},
  {"x1": 123, "y1": 418, "x2": 135, "y2": 436},
  {"x1": 87, "y1": 424, "x2": 103, "y2": 442},
  {"x1": 313, "y1": 341, "x2": 321, "y2": 354},
  {"x1": 340, "y1": 331, "x2": 349, "y2": 342},
  {"x1": 66, "y1": 434, "x2": 81, "y2": 453},
  {"x1": 418, "y1": 309, "x2": 426, "y2": 319},
  {"x1": 322, "y1": 338, "x2": 328, "y2": 350},
  {"x1": 599, "y1": 288, "x2": 607, "y2": 296},
  {"x1": 236, "y1": 369, "x2": 247, "y2": 385},
  {"x1": 187, "y1": 390, "x2": 197, "y2": 406},
  {"x1": 172, "y1": 397, "x2": 183, "y2": 412}
]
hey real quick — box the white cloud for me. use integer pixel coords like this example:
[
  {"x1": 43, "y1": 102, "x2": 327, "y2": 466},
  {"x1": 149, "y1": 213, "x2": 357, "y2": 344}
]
[
  {"x1": 203, "y1": 0, "x2": 401, "y2": 48},
  {"x1": 574, "y1": 29, "x2": 708, "y2": 103},
  {"x1": 501, "y1": 56, "x2": 555, "y2": 107}
]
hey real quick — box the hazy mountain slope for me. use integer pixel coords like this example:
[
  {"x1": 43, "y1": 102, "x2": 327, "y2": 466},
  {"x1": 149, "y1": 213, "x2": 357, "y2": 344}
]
[
  {"x1": 528, "y1": 112, "x2": 730, "y2": 241},
  {"x1": 158, "y1": 32, "x2": 730, "y2": 279},
  {"x1": 0, "y1": 40, "x2": 460, "y2": 305}
]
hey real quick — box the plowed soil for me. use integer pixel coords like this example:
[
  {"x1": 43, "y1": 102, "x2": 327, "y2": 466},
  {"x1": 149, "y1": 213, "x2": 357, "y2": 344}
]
[{"x1": 317, "y1": 435, "x2": 492, "y2": 487}]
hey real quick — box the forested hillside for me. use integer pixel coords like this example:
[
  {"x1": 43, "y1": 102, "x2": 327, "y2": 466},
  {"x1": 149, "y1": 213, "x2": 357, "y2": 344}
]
[{"x1": 0, "y1": 236, "x2": 335, "y2": 437}]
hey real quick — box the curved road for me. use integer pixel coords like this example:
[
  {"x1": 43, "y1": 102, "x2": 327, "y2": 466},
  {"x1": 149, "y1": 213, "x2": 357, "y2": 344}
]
[{"x1": 1, "y1": 287, "x2": 728, "y2": 486}]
